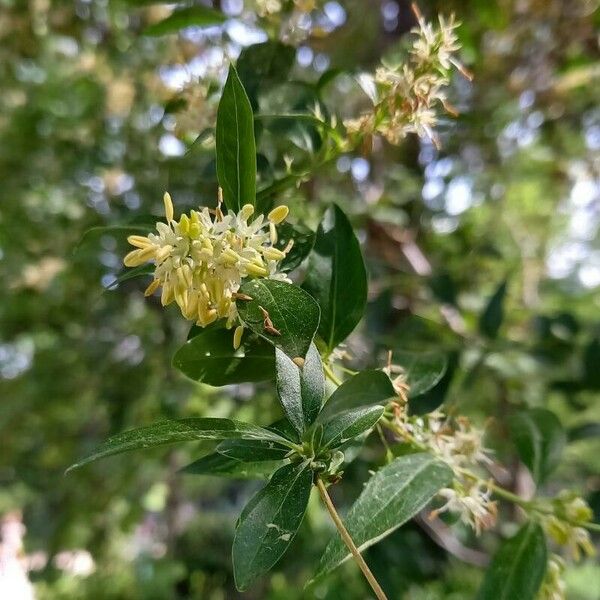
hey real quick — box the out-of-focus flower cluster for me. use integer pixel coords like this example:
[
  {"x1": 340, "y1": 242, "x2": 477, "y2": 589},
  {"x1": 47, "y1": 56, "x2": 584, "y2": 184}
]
[
  {"x1": 124, "y1": 193, "x2": 290, "y2": 333},
  {"x1": 541, "y1": 491, "x2": 596, "y2": 561},
  {"x1": 388, "y1": 386, "x2": 497, "y2": 535},
  {"x1": 538, "y1": 554, "x2": 567, "y2": 600},
  {"x1": 253, "y1": 0, "x2": 317, "y2": 17},
  {"x1": 345, "y1": 7, "x2": 468, "y2": 147}
]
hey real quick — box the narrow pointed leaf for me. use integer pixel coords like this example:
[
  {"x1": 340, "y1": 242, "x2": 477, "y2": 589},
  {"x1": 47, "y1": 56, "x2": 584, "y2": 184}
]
[
  {"x1": 173, "y1": 327, "x2": 275, "y2": 386},
  {"x1": 181, "y1": 453, "x2": 282, "y2": 479},
  {"x1": 216, "y1": 66, "x2": 256, "y2": 212},
  {"x1": 303, "y1": 204, "x2": 367, "y2": 351},
  {"x1": 320, "y1": 370, "x2": 395, "y2": 419},
  {"x1": 477, "y1": 522, "x2": 547, "y2": 600},
  {"x1": 276, "y1": 342, "x2": 325, "y2": 436},
  {"x1": 316, "y1": 453, "x2": 452, "y2": 578},
  {"x1": 67, "y1": 418, "x2": 291, "y2": 472},
  {"x1": 217, "y1": 438, "x2": 290, "y2": 462},
  {"x1": 233, "y1": 462, "x2": 313, "y2": 591},
  {"x1": 236, "y1": 279, "x2": 320, "y2": 361},
  {"x1": 509, "y1": 408, "x2": 566, "y2": 484},
  {"x1": 319, "y1": 406, "x2": 384, "y2": 450},
  {"x1": 144, "y1": 7, "x2": 226, "y2": 36}
]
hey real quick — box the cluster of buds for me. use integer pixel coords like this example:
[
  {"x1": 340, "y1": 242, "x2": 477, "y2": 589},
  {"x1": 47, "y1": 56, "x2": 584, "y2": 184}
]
[
  {"x1": 541, "y1": 491, "x2": 596, "y2": 561},
  {"x1": 345, "y1": 5, "x2": 470, "y2": 148},
  {"x1": 538, "y1": 554, "x2": 567, "y2": 600},
  {"x1": 124, "y1": 192, "x2": 290, "y2": 342}
]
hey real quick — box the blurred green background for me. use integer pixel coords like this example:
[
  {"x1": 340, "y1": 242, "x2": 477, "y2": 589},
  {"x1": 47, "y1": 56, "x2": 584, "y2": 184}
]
[{"x1": 1, "y1": 0, "x2": 599, "y2": 598}]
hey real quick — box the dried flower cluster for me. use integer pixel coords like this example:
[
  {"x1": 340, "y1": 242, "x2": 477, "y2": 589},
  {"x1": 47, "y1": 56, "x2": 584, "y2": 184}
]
[
  {"x1": 389, "y1": 394, "x2": 497, "y2": 535},
  {"x1": 124, "y1": 193, "x2": 290, "y2": 335},
  {"x1": 345, "y1": 5, "x2": 469, "y2": 147}
]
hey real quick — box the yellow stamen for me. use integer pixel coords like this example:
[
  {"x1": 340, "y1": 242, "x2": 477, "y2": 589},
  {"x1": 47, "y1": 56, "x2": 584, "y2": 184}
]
[
  {"x1": 127, "y1": 235, "x2": 152, "y2": 249},
  {"x1": 163, "y1": 192, "x2": 174, "y2": 222},
  {"x1": 262, "y1": 247, "x2": 286, "y2": 261},
  {"x1": 179, "y1": 214, "x2": 190, "y2": 236},
  {"x1": 240, "y1": 204, "x2": 254, "y2": 220},
  {"x1": 233, "y1": 325, "x2": 244, "y2": 350},
  {"x1": 144, "y1": 279, "x2": 161, "y2": 297},
  {"x1": 267, "y1": 205, "x2": 289, "y2": 225},
  {"x1": 123, "y1": 247, "x2": 154, "y2": 267},
  {"x1": 246, "y1": 263, "x2": 268, "y2": 277}
]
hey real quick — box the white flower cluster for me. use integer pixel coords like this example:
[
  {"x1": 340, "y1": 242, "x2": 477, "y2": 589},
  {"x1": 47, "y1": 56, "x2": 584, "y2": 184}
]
[
  {"x1": 345, "y1": 6, "x2": 469, "y2": 147},
  {"x1": 252, "y1": 0, "x2": 316, "y2": 18},
  {"x1": 392, "y1": 404, "x2": 497, "y2": 535},
  {"x1": 124, "y1": 193, "x2": 290, "y2": 338}
]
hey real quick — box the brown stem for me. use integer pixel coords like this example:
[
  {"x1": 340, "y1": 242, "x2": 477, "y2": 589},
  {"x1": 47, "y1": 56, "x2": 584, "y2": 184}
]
[{"x1": 316, "y1": 478, "x2": 388, "y2": 600}]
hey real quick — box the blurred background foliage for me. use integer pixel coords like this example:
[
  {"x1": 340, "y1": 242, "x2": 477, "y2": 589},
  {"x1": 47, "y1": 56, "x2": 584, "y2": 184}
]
[{"x1": 0, "y1": 0, "x2": 599, "y2": 598}]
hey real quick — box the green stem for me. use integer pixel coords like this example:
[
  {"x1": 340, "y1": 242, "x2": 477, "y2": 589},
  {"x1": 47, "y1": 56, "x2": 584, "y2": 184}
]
[
  {"x1": 323, "y1": 362, "x2": 343, "y2": 387},
  {"x1": 316, "y1": 478, "x2": 388, "y2": 600}
]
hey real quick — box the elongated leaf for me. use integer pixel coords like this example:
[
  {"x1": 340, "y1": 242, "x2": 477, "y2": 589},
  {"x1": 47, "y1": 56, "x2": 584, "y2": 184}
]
[
  {"x1": 392, "y1": 351, "x2": 448, "y2": 398},
  {"x1": 509, "y1": 408, "x2": 566, "y2": 484},
  {"x1": 217, "y1": 438, "x2": 290, "y2": 462},
  {"x1": 320, "y1": 370, "x2": 395, "y2": 419},
  {"x1": 303, "y1": 204, "x2": 367, "y2": 351},
  {"x1": 319, "y1": 406, "x2": 384, "y2": 450},
  {"x1": 233, "y1": 462, "x2": 313, "y2": 591},
  {"x1": 144, "y1": 7, "x2": 226, "y2": 36},
  {"x1": 181, "y1": 453, "x2": 282, "y2": 479},
  {"x1": 216, "y1": 66, "x2": 256, "y2": 212},
  {"x1": 173, "y1": 327, "x2": 275, "y2": 386},
  {"x1": 236, "y1": 279, "x2": 320, "y2": 361},
  {"x1": 67, "y1": 418, "x2": 291, "y2": 472},
  {"x1": 477, "y1": 522, "x2": 547, "y2": 600},
  {"x1": 276, "y1": 343, "x2": 324, "y2": 436},
  {"x1": 479, "y1": 280, "x2": 507, "y2": 339},
  {"x1": 274, "y1": 222, "x2": 315, "y2": 272},
  {"x1": 316, "y1": 453, "x2": 452, "y2": 578}
]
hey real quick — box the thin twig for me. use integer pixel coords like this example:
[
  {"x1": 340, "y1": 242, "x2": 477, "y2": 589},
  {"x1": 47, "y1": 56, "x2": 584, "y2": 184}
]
[{"x1": 316, "y1": 478, "x2": 388, "y2": 600}]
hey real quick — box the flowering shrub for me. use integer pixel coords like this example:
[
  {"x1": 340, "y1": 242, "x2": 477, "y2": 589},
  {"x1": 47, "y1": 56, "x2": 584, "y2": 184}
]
[{"x1": 67, "y1": 5, "x2": 599, "y2": 599}]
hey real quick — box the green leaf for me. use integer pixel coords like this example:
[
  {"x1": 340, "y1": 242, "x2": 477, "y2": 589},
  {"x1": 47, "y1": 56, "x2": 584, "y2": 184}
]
[
  {"x1": 392, "y1": 351, "x2": 448, "y2": 398},
  {"x1": 216, "y1": 66, "x2": 256, "y2": 212},
  {"x1": 315, "y1": 453, "x2": 452, "y2": 578},
  {"x1": 236, "y1": 41, "x2": 296, "y2": 106},
  {"x1": 276, "y1": 343, "x2": 324, "y2": 436},
  {"x1": 319, "y1": 406, "x2": 384, "y2": 450},
  {"x1": 67, "y1": 418, "x2": 291, "y2": 472},
  {"x1": 232, "y1": 462, "x2": 313, "y2": 591},
  {"x1": 479, "y1": 280, "x2": 507, "y2": 339},
  {"x1": 274, "y1": 222, "x2": 315, "y2": 272},
  {"x1": 477, "y1": 522, "x2": 547, "y2": 600},
  {"x1": 144, "y1": 7, "x2": 226, "y2": 36},
  {"x1": 320, "y1": 370, "x2": 395, "y2": 419},
  {"x1": 509, "y1": 408, "x2": 566, "y2": 484},
  {"x1": 173, "y1": 327, "x2": 275, "y2": 386},
  {"x1": 217, "y1": 438, "x2": 290, "y2": 462},
  {"x1": 236, "y1": 279, "x2": 320, "y2": 361},
  {"x1": 303, "y1": 204, "x2": 367, "y2": 351},
  {"x1": 181, "y1": 453, "x2": 282, "y2": 479}
]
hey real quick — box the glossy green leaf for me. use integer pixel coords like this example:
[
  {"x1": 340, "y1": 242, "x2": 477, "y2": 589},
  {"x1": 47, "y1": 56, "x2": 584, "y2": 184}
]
[
  {"x1": 319, "y1": 406, "x2": 384, "y2": 450},
  {"x1": 316, "y1": 453, "x2": 452, "y2": 578},
  {"x1": 216, "y1": 66, "x2": 256, "y2": 212},
  {"x1": 477, "y1": 522, "x2": 547, "y2": 600},
  {"x1": 216, "y1": 438, "x2": 290, "y2": 462},
  {"x1": 144, "y1": 7, "x2": 226, "y2": 36},
  {"x1": 236, "y1": 279, "x2": 320, "y2": 361},
  {"x1": 181, "y1": 453, "x2": 282, "y2": 479},
  {"x1": 509, "y1": 408, "x2": 566, "y2": 484},
  {"x1": 232, "y1": 462, "x2": 313, "y2": 591},
  {"x1": 67, "y1": 418, "x2": 291, "y2": 472},
  {"x1": 173, "y1": 327, "x2": 275, "y2": 386},
  {"x1": 392, "y1": 351, "x2": 448, "y2": 398},
  {"x1": 479, "y1": 280, "x2": 507, "y2": 339},
  {"x1": 274, "y1": 222, "x2": 315, "y2": 272},
  {"x1": 320, "y1": 370, "x2": 395, "y2": 419},
  {"x1": 276, "y1": 343, "x2": 324, "y2": 436},
  {"x1": 303, "y1": 204, "x2": 367, "y2": 351}
]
